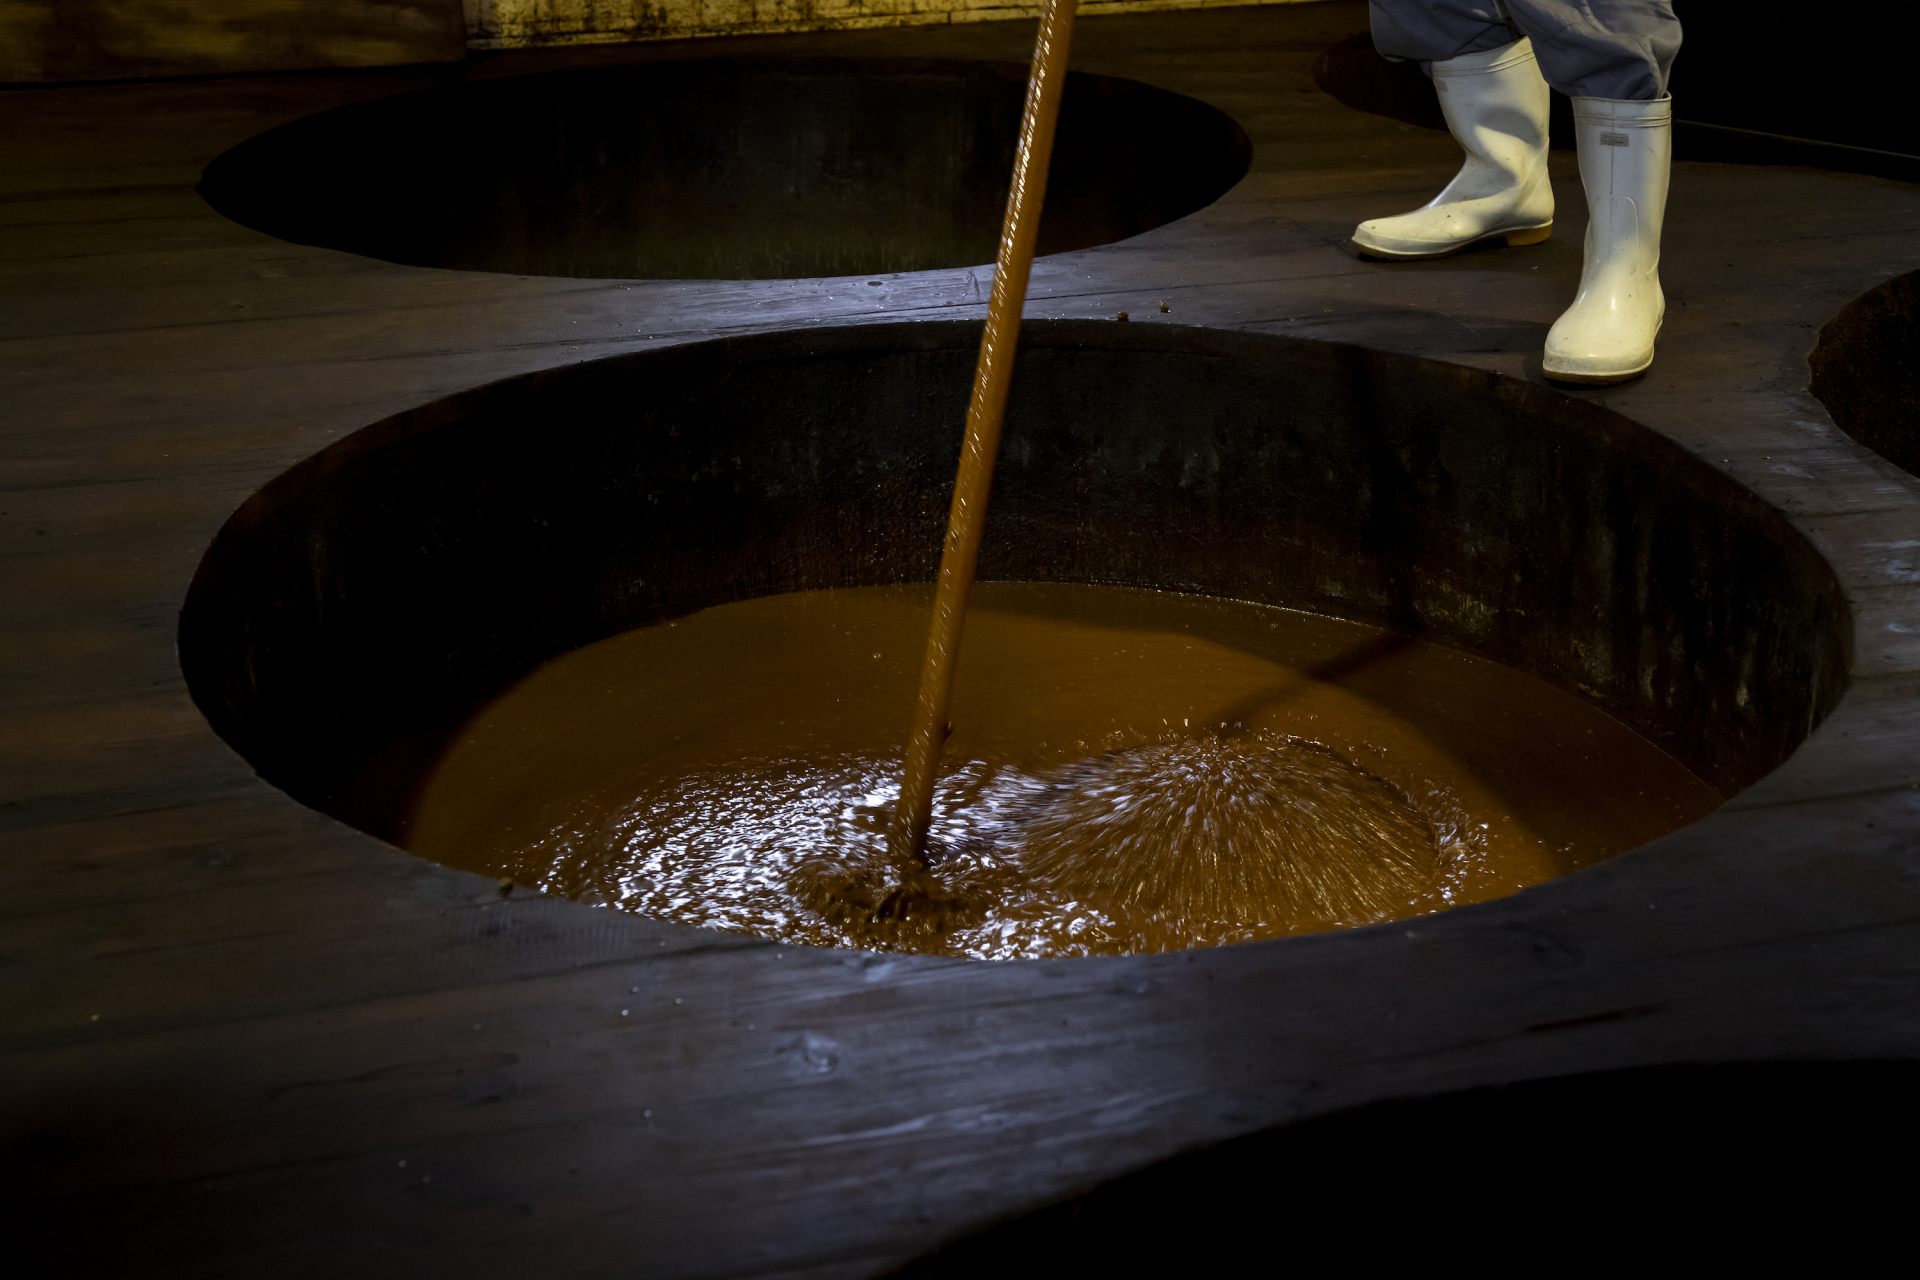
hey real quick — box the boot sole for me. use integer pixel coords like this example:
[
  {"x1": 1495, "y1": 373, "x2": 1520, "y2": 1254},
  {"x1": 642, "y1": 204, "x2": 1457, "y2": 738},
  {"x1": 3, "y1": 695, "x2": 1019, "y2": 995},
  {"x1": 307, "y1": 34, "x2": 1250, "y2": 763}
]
[
  {"x1": 1351, "y1": 222, "x2": 1553, "y2": 261},
  {"x1": 1542, "y1": 363, "x2": 1651, "y2": 386}
]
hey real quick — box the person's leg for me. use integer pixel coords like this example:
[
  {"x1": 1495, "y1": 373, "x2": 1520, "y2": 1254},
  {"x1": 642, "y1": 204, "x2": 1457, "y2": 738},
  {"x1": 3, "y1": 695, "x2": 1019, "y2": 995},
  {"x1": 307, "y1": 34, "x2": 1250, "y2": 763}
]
[
  {"x1": 1499, "y1": 0, "x2": 1680, "y2": 99},
  {"x1": 1353, "y1": 3, "x2": 1554, "y2": 260},
  {"x1": 1368, "y1": 0, "x2": 1518, "y2": 64},
  {"x1": 1496, "y1": 2, "x2": 1681, "y2": 382}
]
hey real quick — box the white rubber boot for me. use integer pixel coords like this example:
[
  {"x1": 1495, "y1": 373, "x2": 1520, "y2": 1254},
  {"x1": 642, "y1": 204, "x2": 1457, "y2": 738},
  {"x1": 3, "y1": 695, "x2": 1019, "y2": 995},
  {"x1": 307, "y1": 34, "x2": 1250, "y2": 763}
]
[
  {"x1": 1543, "y1": 97, "x2": 1673, "y2": 384},
  {"x1": 1351, "y1": 39, "x2": 1554, "y2": 260}
]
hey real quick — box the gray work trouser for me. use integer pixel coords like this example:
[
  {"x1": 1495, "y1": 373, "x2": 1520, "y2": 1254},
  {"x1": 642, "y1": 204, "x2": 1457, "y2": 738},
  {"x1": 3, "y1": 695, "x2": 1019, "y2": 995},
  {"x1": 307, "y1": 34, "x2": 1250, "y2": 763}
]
[{"x1": 1369, "y1": 0, "x2": 1680, "y2": 99}]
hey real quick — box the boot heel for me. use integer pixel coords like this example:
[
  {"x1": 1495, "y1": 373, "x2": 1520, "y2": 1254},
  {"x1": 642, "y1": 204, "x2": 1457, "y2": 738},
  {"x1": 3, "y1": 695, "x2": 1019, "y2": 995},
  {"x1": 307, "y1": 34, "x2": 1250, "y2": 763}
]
[{"x1": 1504, "y1": 224, "x2": 1553, "y2": 247}]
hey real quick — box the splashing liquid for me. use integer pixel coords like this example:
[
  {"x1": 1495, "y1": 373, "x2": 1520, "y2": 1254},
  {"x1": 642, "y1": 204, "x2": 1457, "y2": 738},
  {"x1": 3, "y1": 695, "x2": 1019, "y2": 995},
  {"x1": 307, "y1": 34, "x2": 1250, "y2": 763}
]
[{"x1": 351, "y1": 583, "x2": 1721, "y2": 959}]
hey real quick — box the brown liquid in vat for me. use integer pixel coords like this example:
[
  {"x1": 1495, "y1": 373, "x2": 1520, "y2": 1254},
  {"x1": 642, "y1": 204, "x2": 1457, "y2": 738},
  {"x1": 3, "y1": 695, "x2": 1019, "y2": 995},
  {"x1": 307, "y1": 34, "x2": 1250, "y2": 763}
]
[{"x1": 357, "y1": 582, "x2": 1720, "y2": 959}]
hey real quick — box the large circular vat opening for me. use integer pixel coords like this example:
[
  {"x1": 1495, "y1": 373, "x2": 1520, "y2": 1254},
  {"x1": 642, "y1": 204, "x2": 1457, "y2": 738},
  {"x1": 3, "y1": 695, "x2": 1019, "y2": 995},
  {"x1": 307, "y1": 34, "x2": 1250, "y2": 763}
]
[
  {"x1": 197, "y1": 59, "x2": 1252, "y2": 280},
  {"x1": 1812, "y1": 270, "x2": 1920, "y2": 479},
  {"x1": 887, "y1": 1061, "x2": 1917, "y2": 1270},
  {"x1": 179, "y1": 322, "x2": 1849, "y2": 957}
]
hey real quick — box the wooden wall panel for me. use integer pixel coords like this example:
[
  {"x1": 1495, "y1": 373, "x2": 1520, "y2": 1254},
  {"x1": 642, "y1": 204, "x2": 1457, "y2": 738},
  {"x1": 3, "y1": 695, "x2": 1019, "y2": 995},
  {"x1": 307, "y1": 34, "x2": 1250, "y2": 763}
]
[
  {"x1": 0, "y1": 1, "x2": 467, "y2": 83},
  {"x1": 462, "y1": 0, "x2": 1323, "y2": 48}
]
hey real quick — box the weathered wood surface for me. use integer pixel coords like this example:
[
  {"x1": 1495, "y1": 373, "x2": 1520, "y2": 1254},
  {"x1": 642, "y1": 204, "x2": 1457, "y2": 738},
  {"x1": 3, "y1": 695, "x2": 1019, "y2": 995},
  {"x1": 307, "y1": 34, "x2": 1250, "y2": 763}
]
[
  {"x1": 464, "y1": 0, "x2": 1324, "y2": 50},
  {"x1": 2, "y1": 4, "x2": 1919, "y2": 1276},
  {"x1": 0, "y1": 0, "x2": 465, "y2": 83}
]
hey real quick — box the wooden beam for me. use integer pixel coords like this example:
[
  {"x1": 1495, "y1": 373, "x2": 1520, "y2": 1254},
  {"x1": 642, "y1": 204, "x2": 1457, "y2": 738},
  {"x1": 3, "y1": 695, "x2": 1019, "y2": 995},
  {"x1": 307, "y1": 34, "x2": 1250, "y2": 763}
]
[{"x1": 0, "y1": 0, "x2": 466, "y2": 83}]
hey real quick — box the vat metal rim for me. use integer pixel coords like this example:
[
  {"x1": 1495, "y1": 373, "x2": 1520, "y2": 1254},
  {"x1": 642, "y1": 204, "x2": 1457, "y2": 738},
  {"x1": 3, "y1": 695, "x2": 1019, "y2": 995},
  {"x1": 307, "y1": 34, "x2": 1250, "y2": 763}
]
[{"x1": 176, "y1": 313, "x2": 1859, "y2": 770}]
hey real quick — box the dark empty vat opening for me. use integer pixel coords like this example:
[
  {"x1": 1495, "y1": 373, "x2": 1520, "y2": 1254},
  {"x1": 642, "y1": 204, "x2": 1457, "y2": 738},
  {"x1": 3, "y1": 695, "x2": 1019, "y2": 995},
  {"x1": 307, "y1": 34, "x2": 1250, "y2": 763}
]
[
  {"x1": 178, "y1": 322, "x2": 1849, "y2": 951},
  {"x1": 889, "y1": 1061, "x2": 1918, "y2": 1270},
  {"x1": 197, "y1": 59, "x2": 1252, "y2": 280},
  {"x1": 1812, "y1": 270, "x2": 1920, "y2": 479}
]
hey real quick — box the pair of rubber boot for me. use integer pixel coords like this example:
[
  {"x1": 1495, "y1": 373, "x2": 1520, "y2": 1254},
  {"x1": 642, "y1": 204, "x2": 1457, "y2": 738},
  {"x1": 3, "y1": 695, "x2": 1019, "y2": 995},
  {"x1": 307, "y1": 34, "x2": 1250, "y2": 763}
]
[{"x1": 1351, "y1": 39, "x2": 1671, "y2": 384}]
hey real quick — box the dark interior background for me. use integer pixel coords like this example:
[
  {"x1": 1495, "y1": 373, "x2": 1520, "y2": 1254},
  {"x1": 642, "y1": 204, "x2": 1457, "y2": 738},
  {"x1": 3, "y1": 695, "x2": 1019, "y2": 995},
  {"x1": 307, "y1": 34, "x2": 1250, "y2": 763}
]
[
  {"x1": 1315, "y1": 4, "x2": 1918, "y2": 181},
  {"x1": 1676, "y1": 4, "x2": 1912, "y2": 158}
]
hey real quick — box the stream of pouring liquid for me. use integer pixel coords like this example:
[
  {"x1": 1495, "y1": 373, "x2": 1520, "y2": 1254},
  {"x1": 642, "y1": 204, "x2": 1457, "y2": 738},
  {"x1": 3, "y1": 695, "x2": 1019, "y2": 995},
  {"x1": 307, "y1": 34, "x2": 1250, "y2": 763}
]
[{"x1": 890, "y1": 0, "x2": 1081, "y2": 869}]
